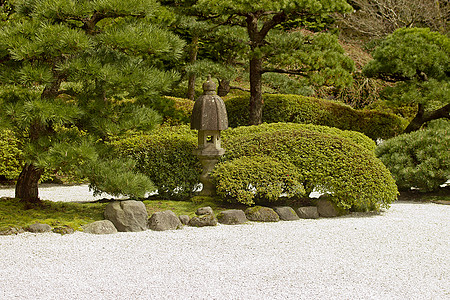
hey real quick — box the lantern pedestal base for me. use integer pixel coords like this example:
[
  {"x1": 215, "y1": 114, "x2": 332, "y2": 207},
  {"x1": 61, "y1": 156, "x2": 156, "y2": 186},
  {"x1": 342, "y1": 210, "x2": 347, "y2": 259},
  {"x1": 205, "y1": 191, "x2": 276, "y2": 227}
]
[{"x1": 197, "y1": 155, "x2": 220, "y2": 196}]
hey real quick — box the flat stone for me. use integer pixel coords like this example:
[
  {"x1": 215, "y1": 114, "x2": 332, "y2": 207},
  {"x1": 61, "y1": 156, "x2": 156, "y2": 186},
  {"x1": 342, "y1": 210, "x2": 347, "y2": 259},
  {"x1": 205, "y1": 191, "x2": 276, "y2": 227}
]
[
  {"x1": 26, "y1": 223, "x2": 52, "y2": 233},
  {"x1": 0, "y1": 227, "x2": 25, "y2": 235},
  {"x1": 245, "y1": 206, "x2": 279, "y2": 222},
  {"x1": 188, "y1": 214, "x2": 217, "y2": 227},
  {"x1": 83, "y1": 220, "x2": 118, "y2": 234},
  {"x1": 148, "y1": 210, "x2": 183, "y2": 231},
  {"x1": 217, "y1": 210, "x2": 248, "y2": 225},
  {"x1": 296, "y1": 206, "x2": 319, "y2": 219},
  {"x1": 52, "y1": 225, "x2": 75, "y2": 235},
  {"x1": 104, "y1": 200, "x2": 148, "y2": 232},
  {"x1": 273, "y1": 207, "x2": 300, "y2": 221}
]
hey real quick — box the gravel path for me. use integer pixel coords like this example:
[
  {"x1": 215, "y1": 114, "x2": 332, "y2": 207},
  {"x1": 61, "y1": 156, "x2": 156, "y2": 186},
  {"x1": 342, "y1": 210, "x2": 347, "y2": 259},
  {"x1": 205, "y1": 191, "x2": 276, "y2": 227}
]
[{"x1": 0, "y1": 186, "x2": 449, "y2": 299}]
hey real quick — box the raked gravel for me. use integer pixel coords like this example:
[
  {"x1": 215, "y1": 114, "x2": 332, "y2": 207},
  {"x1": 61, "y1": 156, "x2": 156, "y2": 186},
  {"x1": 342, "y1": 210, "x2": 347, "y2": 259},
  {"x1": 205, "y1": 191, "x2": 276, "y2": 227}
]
[{"x1": 0, "y1": 185, "x2": 449, "y2": 299}]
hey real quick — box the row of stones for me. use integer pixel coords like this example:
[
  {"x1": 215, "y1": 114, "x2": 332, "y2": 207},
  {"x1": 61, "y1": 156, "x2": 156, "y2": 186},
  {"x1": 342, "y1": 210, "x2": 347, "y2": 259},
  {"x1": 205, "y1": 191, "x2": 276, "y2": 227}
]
[{"x1": 83, "y1": 197, "x2": 343, "y2": 234}]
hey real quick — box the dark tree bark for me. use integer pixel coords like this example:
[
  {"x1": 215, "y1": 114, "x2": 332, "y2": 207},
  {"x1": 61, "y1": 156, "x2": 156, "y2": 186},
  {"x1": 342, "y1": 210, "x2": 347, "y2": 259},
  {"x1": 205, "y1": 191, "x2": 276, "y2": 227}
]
[
  {"x1": 249, "y1": 57, "x2": 263, "y2": 125},
  {"x1": 404, "y1": 103, "x2": 450, "y2": 133},
  {"x1": 15, "y1": 163, "x2": 44, "y2": 203}
]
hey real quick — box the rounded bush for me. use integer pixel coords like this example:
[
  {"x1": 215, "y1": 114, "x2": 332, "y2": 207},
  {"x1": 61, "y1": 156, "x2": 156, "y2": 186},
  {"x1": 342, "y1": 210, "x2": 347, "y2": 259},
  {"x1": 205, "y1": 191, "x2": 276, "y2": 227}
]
[
  {"x1": 375, "y1": 121, "x2": 450, "y2": 192},
  {"x1": 218, "y1": 123, "x2": 398, "y2": 210},
  {"x1": 213, "y1": 156, "x2": 305, "y2": 205},
  {"x1": 225, "y1": 94, "x2": 406, "y2": 140},
  {"x1": 111, "y1": 126, "x2": 201, "y2": 200},
  {"x1": 0, "y1": 130, "x2": 23, "y2": 180}
]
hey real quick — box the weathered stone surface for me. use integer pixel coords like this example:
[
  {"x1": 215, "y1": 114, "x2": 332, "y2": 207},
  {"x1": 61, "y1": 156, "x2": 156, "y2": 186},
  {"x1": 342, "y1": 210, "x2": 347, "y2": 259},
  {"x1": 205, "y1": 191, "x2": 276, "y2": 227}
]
[
  {"x1": 104, "y1": 200, "x2": 148, "y2": 232},
  {"x1": 26, "y1": 223, "x2": 52, "y2": 233},
  {"x1": 245, "y1": 206, "x2": 280, "y2": 222},
  {"x1": 274, "y1": 207, "x2": 300, "y2": 221},
  {"x1": 83, "y1": 220, "x2": 118, "y2": 234},
  {"x1": 0, "y1": 227, "x2": 25, "y2": 235},
  {"x1": 217, "y1": 210, "x2": 248, "y2": 225},
  {"x1": 188, "y1": 214, "x2": 217, "y2": 227},
  {"x1": 148, "y1": 210, "x2": 183, "y2": 231},
  {"x1": 52, "y1": 225, "x2": 75, "y2": 235},
  {"x1": 196, "y1": 206, "x2": 214, "y2": 216},
  {"x1": 179, "y1": 215, "x2": 190, "y2": 225},
  {"x1": 317, "y1": 197, "x2": 348, "y2": 217},
  {"x1": 296, "y1": 206, "x2": 320, "y2": 219}
]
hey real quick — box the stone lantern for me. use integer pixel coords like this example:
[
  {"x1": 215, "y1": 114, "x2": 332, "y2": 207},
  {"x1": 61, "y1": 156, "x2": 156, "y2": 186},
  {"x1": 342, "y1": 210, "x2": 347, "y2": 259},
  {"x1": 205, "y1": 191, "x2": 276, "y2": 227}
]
[{"x1": 191, "y1": 76, "x2": 228, "y2": 196}]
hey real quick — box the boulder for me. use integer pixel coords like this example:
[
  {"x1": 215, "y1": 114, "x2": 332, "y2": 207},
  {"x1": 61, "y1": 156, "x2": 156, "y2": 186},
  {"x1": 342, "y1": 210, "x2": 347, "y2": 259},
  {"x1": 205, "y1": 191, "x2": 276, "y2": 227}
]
[
  {"x1": 104, "y1": 200, "x2": 148, "y2": 232},
  {"x1": 179, "y1": 215, "x2": 190, "y2": 225},
  {"x1": 196, "y1": 206, "x2": 214, "y2": 216},
  {"x1": 52, "y1": 225, "x2": 75, "y2": 235},
  {"x1": 217, "y1": 210, "x2": 248, "y2": 225},
  {"x1": 188, "y1": 214, "x2": 217, "y2": 227},
  {"x1": 83, "y1": 220, "x2": 118, "y2": 234},
  {"x1": 273, "y1": 207, "x2": 300, "y2": 221},
  {"x1": 148, "y1": 210, "x2": 183, "y2": 231},
  {"x1": 26, "y1": 223, "x2": 52, "y2": 233},
  {"x1": 245, "y1": 206, "x2": 279, "y2": 222},
  {"x1": 317, "y1": 196, "x2": 348, "y2": 217},
  {"x1": 296, "y1": 206, "x2": 320, "y2": 219}
]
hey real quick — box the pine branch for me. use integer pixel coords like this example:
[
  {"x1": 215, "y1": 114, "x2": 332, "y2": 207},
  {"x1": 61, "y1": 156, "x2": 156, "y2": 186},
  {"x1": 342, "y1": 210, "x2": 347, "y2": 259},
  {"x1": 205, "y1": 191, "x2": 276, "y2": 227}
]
[{"x1": 261, "y1": 68, "x2": 309, "y2": 76}]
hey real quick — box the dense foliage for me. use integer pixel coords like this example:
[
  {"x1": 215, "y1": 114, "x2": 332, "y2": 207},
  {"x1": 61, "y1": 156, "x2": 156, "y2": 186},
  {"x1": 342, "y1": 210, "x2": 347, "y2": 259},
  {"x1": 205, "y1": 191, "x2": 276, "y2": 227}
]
[
  {"x1": 215, "y1": 123, "x2": 398, "y2": 210},
  {"x1": 376, "y1": 120, "x2": 450, "y2": 192},
  {"x1": 364, "y1": 28, "x2": 450, "y2": 133},
  {"x1": 225, "y1": 94, "x2": 405, "y2": 140},
  {"x1": 0, "y1": 130, "x2": 22, "y2": 180},
  {"x1": 0, "y1": 0, "x2": 185, "y2": 200},
  {"x1": 112, "y1": 123, "x2": 397, "y2": 210}
]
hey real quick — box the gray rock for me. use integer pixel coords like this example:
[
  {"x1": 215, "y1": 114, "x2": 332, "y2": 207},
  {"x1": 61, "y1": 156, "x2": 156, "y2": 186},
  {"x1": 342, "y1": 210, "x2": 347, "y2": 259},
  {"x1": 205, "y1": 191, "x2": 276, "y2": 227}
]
[
  {"x1": 317, "y1": 197, "x2": 348, "y2": 217},
  {"x1": 296, "y1": 206, "x2": 320, "y2": 219},
  {"x1": 217, "y1": 210, "x2": 248, "y2": 225},
  {"x1": 148, "y1": 210, "x2": 183, "y2": 231},
  {"x1": 83, "y1": 220, "x2": 118, "y2": 234},
  {"x1": 104, "y1": 200, "x2": 148, "y2": 232},
  {"x1": 274, "y1": 207, "x2": 300, "y2": 221},
  {"x1": 26, "y1": 223, "x2": 52, "y2": 233},
  {"x1": 188, "y1": 214, "x2": 218, "y2": 227},
  {"x1": 179, "y1": 215, "x2": 190, "y2": 225},
  {"x1": 196, "y1": 206, "x2": 214, "y2": 216},
  {"x1": 245, "y1": 206, "x2": 280, "y2": 222},
  {"x1": 52, "y1": 225, "x2": 75, "y2": 235}
]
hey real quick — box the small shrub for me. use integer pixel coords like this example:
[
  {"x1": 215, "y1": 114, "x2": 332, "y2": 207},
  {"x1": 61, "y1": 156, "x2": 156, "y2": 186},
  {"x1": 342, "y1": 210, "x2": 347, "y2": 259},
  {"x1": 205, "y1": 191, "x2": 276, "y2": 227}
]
[
  {"x1": 376, "y1": 120, "x2": 450, "y2": 192},
  {"x1": 213, "y1": 156, "x2": 305, "y2": 205},
  {"x1": 219, "y1": 123, "x2": 398, "y2": 210},
  {"x1": 0, "y1": 130, "x2": 23, "y2": 180},
  {"x1": 111, "y1": 125, "x2": 201, "y2": 200},
  {"x1": 225, "y1": 94, "x2": 406, "y2": 140}
]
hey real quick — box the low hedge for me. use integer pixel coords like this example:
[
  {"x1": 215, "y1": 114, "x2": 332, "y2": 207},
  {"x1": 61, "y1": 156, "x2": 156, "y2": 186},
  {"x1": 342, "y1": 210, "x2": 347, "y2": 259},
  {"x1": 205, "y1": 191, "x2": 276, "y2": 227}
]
[
  {"x1": 215, "y1": 123, "x2": 398, "y2": 210},
  {"x1": 225, "y1": 94, "x2": 406, "y2": 140},
  {"x1": 375, "y1": 120, "x2": 450, "y2": 192},
  {"x1": 112, "y1": 123, "x2": 397, "y2": 210},
  {"x1": 110, "y1": 126, "x2": 201, "y2": 200},
  {"x1": 0, "y1": 130, "x2": 23, "y2": 180}
]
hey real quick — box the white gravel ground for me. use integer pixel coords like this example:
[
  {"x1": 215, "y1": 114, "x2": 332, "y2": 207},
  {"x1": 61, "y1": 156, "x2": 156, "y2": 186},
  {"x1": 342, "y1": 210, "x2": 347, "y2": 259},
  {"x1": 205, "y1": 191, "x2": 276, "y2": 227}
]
[{"x1": 0, "y1": 186, "x2": 449, "y2": 299}]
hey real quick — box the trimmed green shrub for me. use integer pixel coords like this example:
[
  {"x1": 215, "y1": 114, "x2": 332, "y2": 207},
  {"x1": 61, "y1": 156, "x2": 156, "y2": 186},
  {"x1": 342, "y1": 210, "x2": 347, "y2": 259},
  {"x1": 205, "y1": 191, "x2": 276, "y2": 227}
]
[
  {"x1": 213, "y1": 156, "x2": 305, "y2": 205},
  {"x1": 110, "y1": 126, "x2": 201, "y2": 200},
  {"x1": 225, "y1": 94, "x2": 406, "y2": 140},
  {"x1": 0, "y1": 130, "x2": 23, "y2": 180},
  {"x1": 216, "y1": 123, "x2": 398, "y2": 210},
  {"x1": 375, "y1": 120, "x2": 450, "y2": 192}
]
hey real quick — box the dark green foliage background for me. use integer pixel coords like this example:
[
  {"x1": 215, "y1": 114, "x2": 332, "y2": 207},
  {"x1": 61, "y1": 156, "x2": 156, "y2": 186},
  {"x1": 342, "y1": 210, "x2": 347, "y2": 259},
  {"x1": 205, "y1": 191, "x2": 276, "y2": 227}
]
[{"x1": 225, "y1": 94, "x2": 406, "y2": 140}]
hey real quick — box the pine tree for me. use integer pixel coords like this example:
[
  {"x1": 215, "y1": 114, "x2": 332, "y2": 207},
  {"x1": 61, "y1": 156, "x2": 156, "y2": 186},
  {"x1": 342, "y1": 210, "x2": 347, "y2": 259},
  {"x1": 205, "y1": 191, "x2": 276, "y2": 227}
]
[
  {"x1": 188, "y1": 0, "x2": 355, "y2": 125},
  {"x1": 363, "y1": 28, "x2": 450, "y2": 133},
  {"x1": 0, "y1": 0, "x2": 185, "y2": 202}
]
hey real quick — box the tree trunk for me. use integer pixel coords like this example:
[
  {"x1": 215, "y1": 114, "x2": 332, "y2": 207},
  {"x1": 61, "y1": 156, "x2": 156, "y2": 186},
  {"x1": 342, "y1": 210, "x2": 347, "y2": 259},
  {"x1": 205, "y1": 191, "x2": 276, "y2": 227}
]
[
  {"x1": 249, "y1": 57, "x2": 263, "y2": 125},
  {"x1": 404, "y1": 103, "x2": 450, "y2": 133},
  {"x1": 15, "y1": 163, "x2": 43, "y2": 203},
  {"x1": 218, "y1": 79, "x2": 231, "y2": 97},
  {"x1": 187, "y1": 35, "x2": 199, "y2": 100}
]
